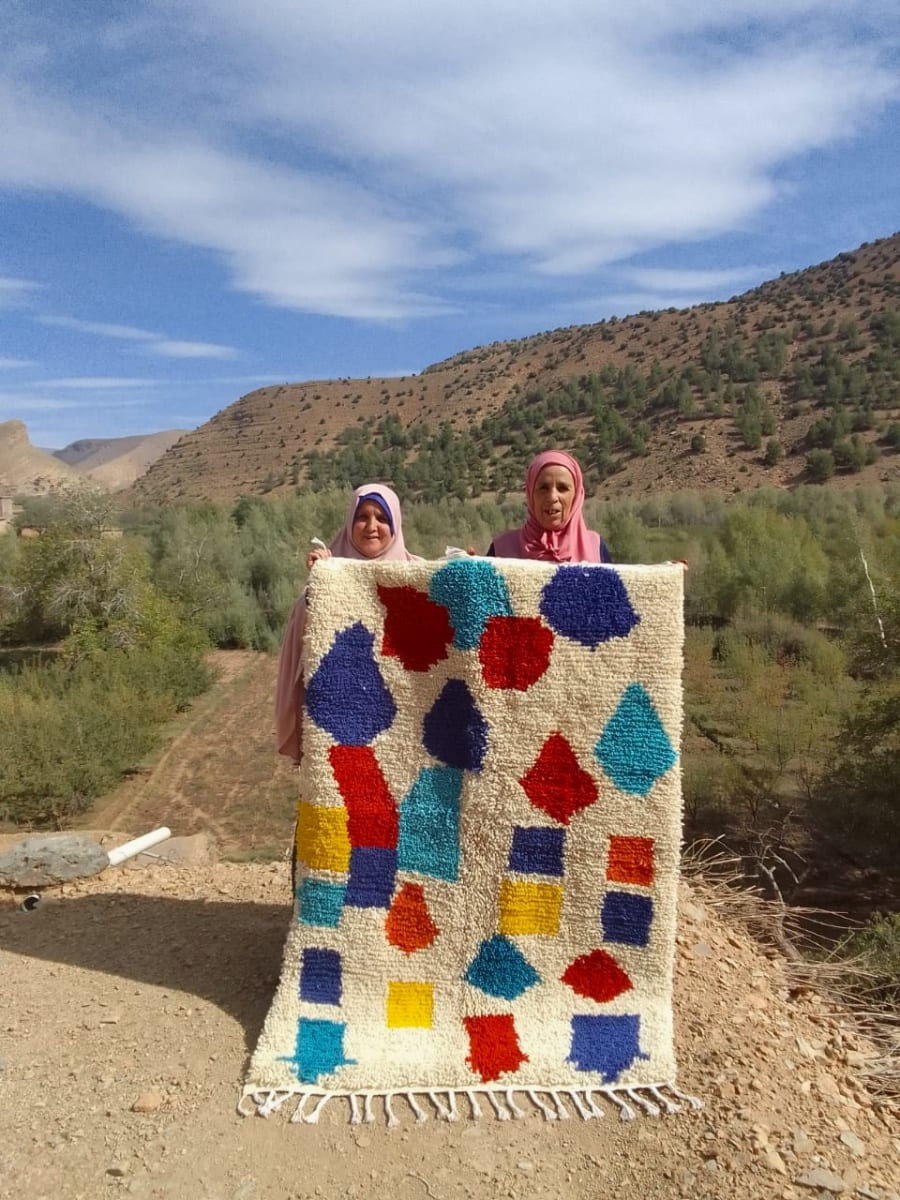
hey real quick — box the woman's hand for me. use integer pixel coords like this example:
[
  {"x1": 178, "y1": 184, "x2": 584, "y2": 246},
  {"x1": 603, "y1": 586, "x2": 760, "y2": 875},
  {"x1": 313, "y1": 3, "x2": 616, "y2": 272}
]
[{"x1": 306, "y1": 546, "x2": 332, "y2": 570}]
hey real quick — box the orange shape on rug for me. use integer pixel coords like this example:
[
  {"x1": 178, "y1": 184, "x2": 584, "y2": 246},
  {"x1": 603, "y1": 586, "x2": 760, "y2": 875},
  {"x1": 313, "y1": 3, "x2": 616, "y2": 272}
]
[
  {"x1": 385, "y1": 882, "x2": 440, "y2": 955},
  {"x1": 606, "y1": 835, "x2": 655, "y2": 886}
]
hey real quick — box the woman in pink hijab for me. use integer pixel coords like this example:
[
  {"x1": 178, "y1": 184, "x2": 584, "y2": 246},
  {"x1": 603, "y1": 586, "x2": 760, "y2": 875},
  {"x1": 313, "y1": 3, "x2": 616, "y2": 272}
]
[
  {"x1": 275, "y1": 483, "x2": 419, "y2": 763},
  {"x1": 488, "y1": 450, "x2": 611, "y2": 563}
]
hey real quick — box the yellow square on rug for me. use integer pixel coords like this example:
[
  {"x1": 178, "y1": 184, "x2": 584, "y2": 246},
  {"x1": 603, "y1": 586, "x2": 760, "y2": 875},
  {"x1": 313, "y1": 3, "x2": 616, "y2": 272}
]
[{"x1": 242, "y1": 558, "x2": 701, "y2": 1125}]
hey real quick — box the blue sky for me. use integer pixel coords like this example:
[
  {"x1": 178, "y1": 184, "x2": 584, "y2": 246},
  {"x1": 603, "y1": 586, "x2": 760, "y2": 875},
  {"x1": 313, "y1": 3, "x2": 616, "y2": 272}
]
[{"x1": 0, "y1": 0, "x2": 897, "y2": 448}]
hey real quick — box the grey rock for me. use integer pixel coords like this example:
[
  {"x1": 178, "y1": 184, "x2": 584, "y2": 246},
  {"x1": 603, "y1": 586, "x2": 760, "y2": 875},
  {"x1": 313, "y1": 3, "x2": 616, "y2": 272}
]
[
  {"x1": 838, "y1": 1130, "x2": 865, "y2": 1155},
  {"x1": 0, "y1": 834, "x2": 108, "y2": 887},
  {"x1": 795, "y1": 1167, "x2": 848, "y2": 1193}
]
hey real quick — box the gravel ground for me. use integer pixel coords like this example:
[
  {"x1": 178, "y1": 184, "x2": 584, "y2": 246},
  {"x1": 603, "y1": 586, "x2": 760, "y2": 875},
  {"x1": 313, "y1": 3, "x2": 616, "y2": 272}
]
[{"x1": 1, "y1": 860, "x2": 898, "y2": 1200}]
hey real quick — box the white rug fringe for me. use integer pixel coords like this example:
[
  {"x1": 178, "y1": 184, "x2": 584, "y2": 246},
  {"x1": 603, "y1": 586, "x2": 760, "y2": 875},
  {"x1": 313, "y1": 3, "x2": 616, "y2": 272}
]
[{"x1": 238, "y1": 1081, "x2": 700, "y2": 1125}]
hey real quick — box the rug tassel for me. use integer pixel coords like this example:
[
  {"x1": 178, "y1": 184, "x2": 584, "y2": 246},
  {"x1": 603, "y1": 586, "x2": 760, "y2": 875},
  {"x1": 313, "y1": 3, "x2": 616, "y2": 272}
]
[
  {"x1": 667, "y1": 1084, "x2": 704, "y2": 1110},
  {"x1": 407, "y1": 1092, "x2": 428, "y2": 1124},
  {"x1": 605, "y1": 1089, "x2": 636, "y2": 1121},
  {"x1": 528, "y1": 1089, "x2": 557, "y2": 1120},
  {"x1": 363, "y1": 1093, "x2": 375, "y2": 1123},
  {"x1": 349, "y1": 1093, "x2": 362, "y2": 1125},
  {"x1": 466, "y1": 1089, "x2": 482, "y2": 1119},
  {"x1": 505, "y1": 1088, "x2": 526, "y2": 1119},
  {"x1": 384, "y1": 1092, "x2": 399, "y2": 1128},
  {"x1": 446, "y1": 1091, "x2": 460, "y2": 1122},
  {"x1": 258, "y1": 1090, "x2": 292, "y2": 1118},
  {"x1": 552, "y1": 1091, "x2": 571, "y2": 1120},
  {"x1": 649, "y1": 1086, "x2": 680, "y2": 1115},
  {"x1": 485, "y1": 1090, "x2": 510, "y2": 1120},
  {"x1": 626, "y1": 1088, "x2": 660, "y2": 1117},
  {"x1": 584, "y1": 1089, "x2": 605, "y2": 1119},
  {"x1": 429, "y1": 1090, "x2": 452, "y2": 1120},
  {"x1": 291, "y1": 1093, "x2": 311, "y2": 1123},
  {"x1": 567, "y1": 1089, "x2": 593, "y2": 1120}
]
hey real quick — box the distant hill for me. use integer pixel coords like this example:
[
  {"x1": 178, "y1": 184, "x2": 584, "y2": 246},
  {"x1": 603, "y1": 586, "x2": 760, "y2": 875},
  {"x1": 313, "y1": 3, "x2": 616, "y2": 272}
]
[
  {"x1": 54, "y1": 431, "x2": 188, "y2": 491},
  {"x1": 0, "y1": 420, "x2": 86, "y2": 496},
  {"x1": 126, "y1": 231, "x2": 900, "y2": 506}
]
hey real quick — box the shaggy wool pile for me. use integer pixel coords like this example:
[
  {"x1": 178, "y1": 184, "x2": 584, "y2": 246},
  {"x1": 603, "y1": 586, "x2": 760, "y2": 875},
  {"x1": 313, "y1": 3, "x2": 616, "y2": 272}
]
[{"x1": 243, "y1": 557, "x2": 695, "y2": 1125}]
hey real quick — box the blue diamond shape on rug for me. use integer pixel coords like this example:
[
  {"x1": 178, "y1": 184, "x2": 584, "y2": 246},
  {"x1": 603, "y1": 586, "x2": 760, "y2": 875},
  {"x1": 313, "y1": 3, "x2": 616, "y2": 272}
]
[
  {"x1": 306, "y1": 622, "x2": 396, "y2": 746},
  {"x1": 423, "y1": 679, "x2": 489, "y2": 771},
  {"x1": 540, "y1": 566, "x2": 640, "y2": 649},
  {"x1": 594, "y1": 683, "x2": 677, "y2": 796},
  {"x1": 428, "y1": 559, "x2": 512, "y2": 650},
  {"x1": 464, "y1": 935, "x2": 541, "y2": 1000}
]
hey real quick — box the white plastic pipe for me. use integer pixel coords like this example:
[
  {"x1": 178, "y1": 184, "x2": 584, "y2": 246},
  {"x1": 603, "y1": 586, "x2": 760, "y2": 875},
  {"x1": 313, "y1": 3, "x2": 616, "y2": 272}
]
[{"x1": 106, "y1": 827, "x2": 172, "y2": 867}]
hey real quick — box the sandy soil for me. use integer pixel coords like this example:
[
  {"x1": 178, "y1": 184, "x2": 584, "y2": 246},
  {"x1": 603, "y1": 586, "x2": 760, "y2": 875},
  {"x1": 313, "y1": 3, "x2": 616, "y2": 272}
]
[{"x1": 2, "y1": 860, "x2": 897, "y2": 1200}]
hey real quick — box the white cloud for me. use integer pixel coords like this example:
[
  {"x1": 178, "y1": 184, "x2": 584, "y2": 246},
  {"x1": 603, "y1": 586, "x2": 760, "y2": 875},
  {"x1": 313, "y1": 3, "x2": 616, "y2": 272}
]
[
  {"x1": 38, "y1": 315, "x2": 159, "y2": 340},
  {"x1": 0, "y1": 356, "x2": 33, "y2": 368},
  {"x1": 38, "y1": 377, "x2": 161, "y2": 389},
  {"x1": 147, "y1": 340, "x2": 238, "y2": 360},
  {"x1": 0, "y1": 1, "x2": 896, "y2": 317},
  {"x1": 37, "y1": 314, "x2": 239, "y2": 360},
  {"x1": 619, "y1": 266, "x2": 772, "y2": 294},
  {"x1": 0, "y1": 275, "x2": 40, "y2": 306}
]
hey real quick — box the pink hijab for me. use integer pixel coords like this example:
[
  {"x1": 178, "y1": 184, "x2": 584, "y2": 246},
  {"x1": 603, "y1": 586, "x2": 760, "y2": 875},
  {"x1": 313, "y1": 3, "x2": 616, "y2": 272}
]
[
  {"x1": 492, "y1": 450, "x2": 603, "y2": 563},
  {"x1": 275, "y1": 483, "x2": 416, "y2": 761},
  {"x1": 327, "y1": 483, "x2": 416, "y2": 562}
]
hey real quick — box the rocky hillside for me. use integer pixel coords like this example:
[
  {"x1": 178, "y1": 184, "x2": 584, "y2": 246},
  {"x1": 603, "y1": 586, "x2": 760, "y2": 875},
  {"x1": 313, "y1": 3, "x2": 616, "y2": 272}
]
[
  {"x1": 0, "y1": 419, "x2": 85, "y2": 496},
  {"x1": 55, "y1": 431, "x2": 188, "y2": 491},
  {"x1": 129, "y1": 233, "x2": 900, "y2": 505}
]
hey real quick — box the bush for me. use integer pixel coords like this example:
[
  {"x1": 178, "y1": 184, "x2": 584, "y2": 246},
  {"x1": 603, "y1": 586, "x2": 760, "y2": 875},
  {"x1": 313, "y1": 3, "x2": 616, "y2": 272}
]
[
  {"x1": 806, "y1": 448, "x2": 835, "y2": 482},
  {"x1": 764, "y1": 439, "x2": 784, "y2": 467},
  {"x1": 838, "y1": 912, "x2": 900, "y2": 1005},
  {"x1": 0, "y1": 644, "x2": 211, "y2": 825}
]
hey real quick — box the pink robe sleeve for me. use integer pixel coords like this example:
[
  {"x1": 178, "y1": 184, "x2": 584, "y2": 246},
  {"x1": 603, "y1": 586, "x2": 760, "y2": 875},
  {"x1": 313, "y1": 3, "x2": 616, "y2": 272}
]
[{"x1": 274, "y1": 594, "x2": 307, "y2": 763}]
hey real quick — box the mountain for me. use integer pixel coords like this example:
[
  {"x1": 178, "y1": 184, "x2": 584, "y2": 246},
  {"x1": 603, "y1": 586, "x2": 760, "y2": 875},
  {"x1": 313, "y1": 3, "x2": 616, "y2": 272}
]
[
  {"x1": 0, "y1": 420, "x2": 87, "y2": 496},
  {"x1": 54, "y1": 431, "x2": 188, "y2": 491},
  {"x1": 127, "y1": 231, "x2": 900, "y2": 505}
]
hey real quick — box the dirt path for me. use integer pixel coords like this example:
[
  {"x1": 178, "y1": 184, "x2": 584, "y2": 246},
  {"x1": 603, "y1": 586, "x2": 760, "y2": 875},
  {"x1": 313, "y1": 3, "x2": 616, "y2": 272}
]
[
  {"x1": 1, "y1": 863, "x2": 897, "y2": 1200},
  {"x1": 85, "y1": 651, "x2": 298, "y2": 858}
]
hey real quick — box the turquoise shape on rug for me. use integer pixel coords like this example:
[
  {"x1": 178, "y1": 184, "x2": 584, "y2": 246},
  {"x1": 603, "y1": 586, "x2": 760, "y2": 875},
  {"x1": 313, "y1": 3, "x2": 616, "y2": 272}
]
[
  {"x1": 464, "y1": 935, "x2": 541, "y2": 1000},
  {"x1": 280, "y1": 1018, "x2": 355, "y2": 1084},
  {"x1": 397, "y1": 766, "x2": 462, "y2": 882},
  {"x1": 594, "y1": 683, "x2": 677, "y2": 796},
  {"x1": 428, "y1": 559, "x2": 512, "y2": 650}
]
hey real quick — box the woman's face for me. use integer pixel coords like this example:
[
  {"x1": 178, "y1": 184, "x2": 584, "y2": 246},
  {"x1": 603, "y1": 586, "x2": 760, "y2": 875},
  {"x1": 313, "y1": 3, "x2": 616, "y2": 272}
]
[
  {"x1": 351, "y1": 499, "x2": 393, "y2": 557},
  {"x1": 531, "y1": 464, "x2": 576, "y2": 531}
]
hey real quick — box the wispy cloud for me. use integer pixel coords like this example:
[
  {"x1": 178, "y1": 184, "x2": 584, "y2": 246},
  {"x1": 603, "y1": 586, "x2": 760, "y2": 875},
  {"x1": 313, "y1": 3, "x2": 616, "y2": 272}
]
[
  {"x1": 0, "y1": 390, "x2": 148, "y2": 412},
  {"x1": 2, "y1": 2, "x2": 894, "y2": 321},
  {"x1": 0, "y1": 275, "x2": 40, "y2": 307},
  {"x1": 148, "y1": 340, "x2": 238, "y2": 360},
  {"x1": 0, "y1": 356, "x2": 33, "y2": 368},
  {"x1": 39, "y1": 315, "x2": 159, "y2": 341},
  {"x1": 618, "y1": 266, "x2": 772, "y2": 294},
  {"x1": 37, "y1": 314, "x2": 240, "y2": 360},
  {"x1": 38, "y1": 377, "x2": 162, "y2": 389}
]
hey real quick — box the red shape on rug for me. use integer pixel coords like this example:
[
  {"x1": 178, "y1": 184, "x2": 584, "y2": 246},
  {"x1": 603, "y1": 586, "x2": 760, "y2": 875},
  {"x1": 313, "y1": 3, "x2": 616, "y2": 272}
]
[
  {"x1": 479, "y1": 615, "x2": 554, "y2": 691},
  {"x1": 607, "y1": 835, "x2": 655, "y2": 886},
  {"x1": 463, "y1": 1013, "x2": 528, "y2": 1083},
  {"x1": 561, "y1": 948, "x2": 633, "y2": 1003},
  {"x1": 378, "y1": 585, "x2": 453, "y2": 672},
  {"x1": 328, "y1": 745, "x2": 398, "y2": 848},
  {"x1": 519, "y1": 732, "x2": 599, "y2": 825},
  {"x1": 385, "y1": 882, "x2": 440, "y2": 955}
]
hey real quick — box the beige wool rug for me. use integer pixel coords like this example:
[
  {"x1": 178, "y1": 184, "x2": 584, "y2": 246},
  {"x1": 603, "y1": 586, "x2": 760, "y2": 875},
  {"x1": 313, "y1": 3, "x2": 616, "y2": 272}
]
[{"x1": 242, "y1": 557, "x2": 698, "y2": 1125}]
